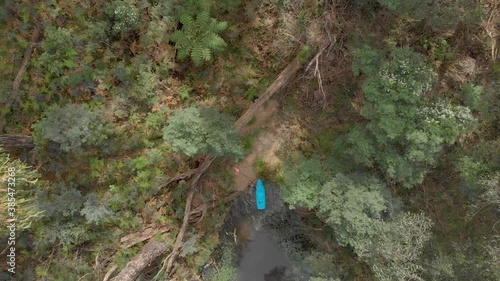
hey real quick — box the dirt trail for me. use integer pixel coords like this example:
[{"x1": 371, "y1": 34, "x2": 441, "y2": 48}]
[{"x1": 232, "y1": 99, "x2": 284, "y2": 192}]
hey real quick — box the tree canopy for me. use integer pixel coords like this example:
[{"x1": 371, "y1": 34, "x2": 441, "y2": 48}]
[{"x1": 162, "y1": 106, "x2": 243, "y2": 158}]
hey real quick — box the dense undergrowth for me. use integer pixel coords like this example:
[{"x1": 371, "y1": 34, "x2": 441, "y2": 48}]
[{"x1": 0, "y1": 0, "x2": 498, "y2": 280}]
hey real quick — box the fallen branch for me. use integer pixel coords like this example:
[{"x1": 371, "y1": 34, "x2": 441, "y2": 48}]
[
  {"x1": 119, "y1": 225, "x2": 170, "y2": 249},
  {"x1": 0, "y1": 135, "x2": 34, "y2": 148},
  {"x1": 234, "y1": 57, "x2": 304, "y2": 130},
  {"x1": 109, "y1": 239, "x2": 170, "y2": 281},
  {"x1": 162, "y1": 156, "x2": 215, "y2": 277},
  {"x1": 103, "y1": 265, "x2": 117, "y2": 281},
  {"x1": 189, "y1": 191, "x2": 242, "y2": 219},
  {"x1": 0, "y1": 22, "x2": 41, "y2": 133},
  {"x1": 12, "y1": 22, "x2": 41, "y2": 97},
  {"x1": 158, "y1": 169, "x2": 197, "y2": 189}
]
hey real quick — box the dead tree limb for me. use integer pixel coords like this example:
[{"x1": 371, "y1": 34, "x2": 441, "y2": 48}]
[
  {"x1": 12, "y1": 23, "x2": 41, "y2": 97},
  {"x1": 119, "y1": 225, "x2": 170, "y2": 249},
  {"x1": 162, "y1": 156, "x2": 215, "y2": 276},
  {"x1": 109, "y1": 240, "x2": 170, "y2": 281},
  {"x1": 0, "y1": 22, "x2": 41, "y2": 133},
  {"x1": 0, "y1": 135, "x2": 34, "y2": 148},
  {"x1": 103, "y1": 265, "x2": 117, "y2": 281},
  {"x1": 189, "y1": 191, "x2": 243, "y2": 219},
  {"x1": 158, "y1": 169, "x2": 197, "y2": 189}
]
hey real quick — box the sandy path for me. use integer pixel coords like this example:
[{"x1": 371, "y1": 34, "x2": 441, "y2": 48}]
[{"x1": 232, "y1": 100, "x2": 283, "y2": 192}]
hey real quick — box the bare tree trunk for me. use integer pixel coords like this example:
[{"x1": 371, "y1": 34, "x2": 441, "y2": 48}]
[{"x1": 0, "y1": 135, "x2": 34, "y2": 148}]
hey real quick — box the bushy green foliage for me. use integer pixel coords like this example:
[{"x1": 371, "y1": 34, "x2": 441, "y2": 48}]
[
  {"x1": 366, "y1": 213, "x2": 433, "y2": 281},
  {"x1": 282, "y1": 157, "x2": 333, "y2": 209},
  {"x1": 127, "y1": 66, "x2": 160, "y2": 107},
  {"x1": 33, "y1": 104, "x2": 106, "y2": 152},
  {"x1": 423, "y1": 37, "x2": 453, "y2": 61},
  {"x1": 317, "y1": 173, "x2": 388, "y2": 250},
  {"x1": 457, "y1": 138, "x2": 499, "y2": 194},
  {"x1": 282, "y1": 161, "x2": 432, "y2": 280},
  {"x1": 209, "y1": 247, "x2": 237, "y2": 281},
  {"x1": 342, "y1": 47, "x2": 475, "y2": 187},
  {"x1": 162, "y1": 106, "x2": 243, "y2": 158},
  {"x1": 351, "y1": 44, "x2": 383, "y2": 76},
  {"x1": 376, "y1": 0, "x2": 482, "y2": 30},
  {"x1": 37, "y1": 26, "x2": 78, "y2": 80},
  {"x1": 35, "y1": 183, "x2": 84, "y2": 221},
  {"x1": 170, "y1": 0, "x2": 228, "y2": 65},
  {"x1": 105, "y1": 0, "x2": 140, "y2": 34},
  {"x1": 424, "y1": 237, "x2": 500, "y2": 281},
  {"x1": 80, "y1": 193, "x2": 113, "y2": 224},
  {"x1": 141, "y1": 0, "x2": 176, "y2": 48},
  {"x1": 462, "y1": 82, "x2": 500, "y2": 123}
]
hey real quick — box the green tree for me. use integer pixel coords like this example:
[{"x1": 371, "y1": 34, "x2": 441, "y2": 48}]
[
  {"x1": 366, "y1": 213, "x2": 433, "y2": 281},
  {"x1": 170, "y1": 0, "x2": 228, "y2": 65},
  {"x1": 342, "y1": 47, "x2": 475, "y2": 187},
  {"x1": 351, "y1": 44, "x2": 383, "y2": 76},
  {"x1": 282, "y1": 157, "x2": 333, "y2": 209},
  {"x1": 33, "y1": 104, "x2": 106, "y2": 153},
  {"x1": 162, "y1": 106, "x2": 242, "y2": 158},
  {"x1": 317, "y1": 173, "x2": 388, "y2": 251}
]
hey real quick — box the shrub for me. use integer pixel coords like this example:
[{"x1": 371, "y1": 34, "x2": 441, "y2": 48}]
[
  {"x1": 105, "y1": 0, "x2": 140, "y2": 34},
  {"x1": 162, "y1": 106, "x2": 243, "y2": 158},
  {"x1": 33, "y1": 104, "x2": 106, "y2": 153}
]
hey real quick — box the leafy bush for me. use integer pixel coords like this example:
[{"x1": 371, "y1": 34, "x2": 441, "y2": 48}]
[
  {"x1": 33, "y1": 104, "x2": 106, "y2": 152},
  {"x1": 162, "y1": 106, "x2": 243, "y2": 158},
  {"x1": 317, "y1": 173, "x2": 388, "y2": 250},
  {"x1": 282, "y1": 157, "x2": 333, "y2": 209},
  {"x1": 105, "y1": 0, "x2": 140, "y2": 34},
  {"x1": 35, "y1": 183, "x2": 84, "y2": 221},
  {"x1": 208, "y1": 247, "x2": 236, "y2": 281},
  {"x1": 351, "y1": 44, "x2": 383, "y2": 76},
  {"x1": 80, "y1": 193, "x2": 113, "y2": 224},
  {"x1": 37, "y1": 26, "x2": 78, "y2": 80},
  {"x1": 423, "y1": 37, "x2": 453, "y2": 61}
]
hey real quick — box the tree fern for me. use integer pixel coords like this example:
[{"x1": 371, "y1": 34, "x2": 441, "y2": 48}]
[{"x1": 170, "y1": 1, "x2": 227, "y2": 66}]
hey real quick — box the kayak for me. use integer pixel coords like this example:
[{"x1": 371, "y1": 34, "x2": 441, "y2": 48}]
[{"x1": 256, "y1": 179, "x2": 266, "y2": 210}]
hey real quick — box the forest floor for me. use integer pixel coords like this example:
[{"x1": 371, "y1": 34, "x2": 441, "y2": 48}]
[{"x1": 232, "y1": 99, "x2": 284, "y2": 192}]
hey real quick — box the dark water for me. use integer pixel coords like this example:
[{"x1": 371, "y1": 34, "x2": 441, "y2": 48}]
[
  {"x1": 236, "y1": 226, "x2": 290, "y2": 281},
  {"x1": 219, "y1": 183, "x2": 302, "y2": 281}
]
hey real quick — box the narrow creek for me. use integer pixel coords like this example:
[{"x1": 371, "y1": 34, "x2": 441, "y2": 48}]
[{"x1": 209, "y1": 183, "x2": 310, "y2": 281}]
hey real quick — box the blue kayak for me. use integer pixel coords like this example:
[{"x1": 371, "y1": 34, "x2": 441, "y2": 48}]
[{"x1": 256, "y1": 179, "x2": 266, "y2": 210}]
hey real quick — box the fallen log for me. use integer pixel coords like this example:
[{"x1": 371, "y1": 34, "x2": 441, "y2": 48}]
[
  {"x1": 0, "y1": 135, "x2": 34, "y2": 148},
  {"x1": 119, "y1": 225, "x2": 170, "y2": 249},
  {"x1": 0, "y1": 22, "x2": 41, "y2": 133},
  {"x1": 109, "y1": 239, "x2": 170, "y2": 281}
]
